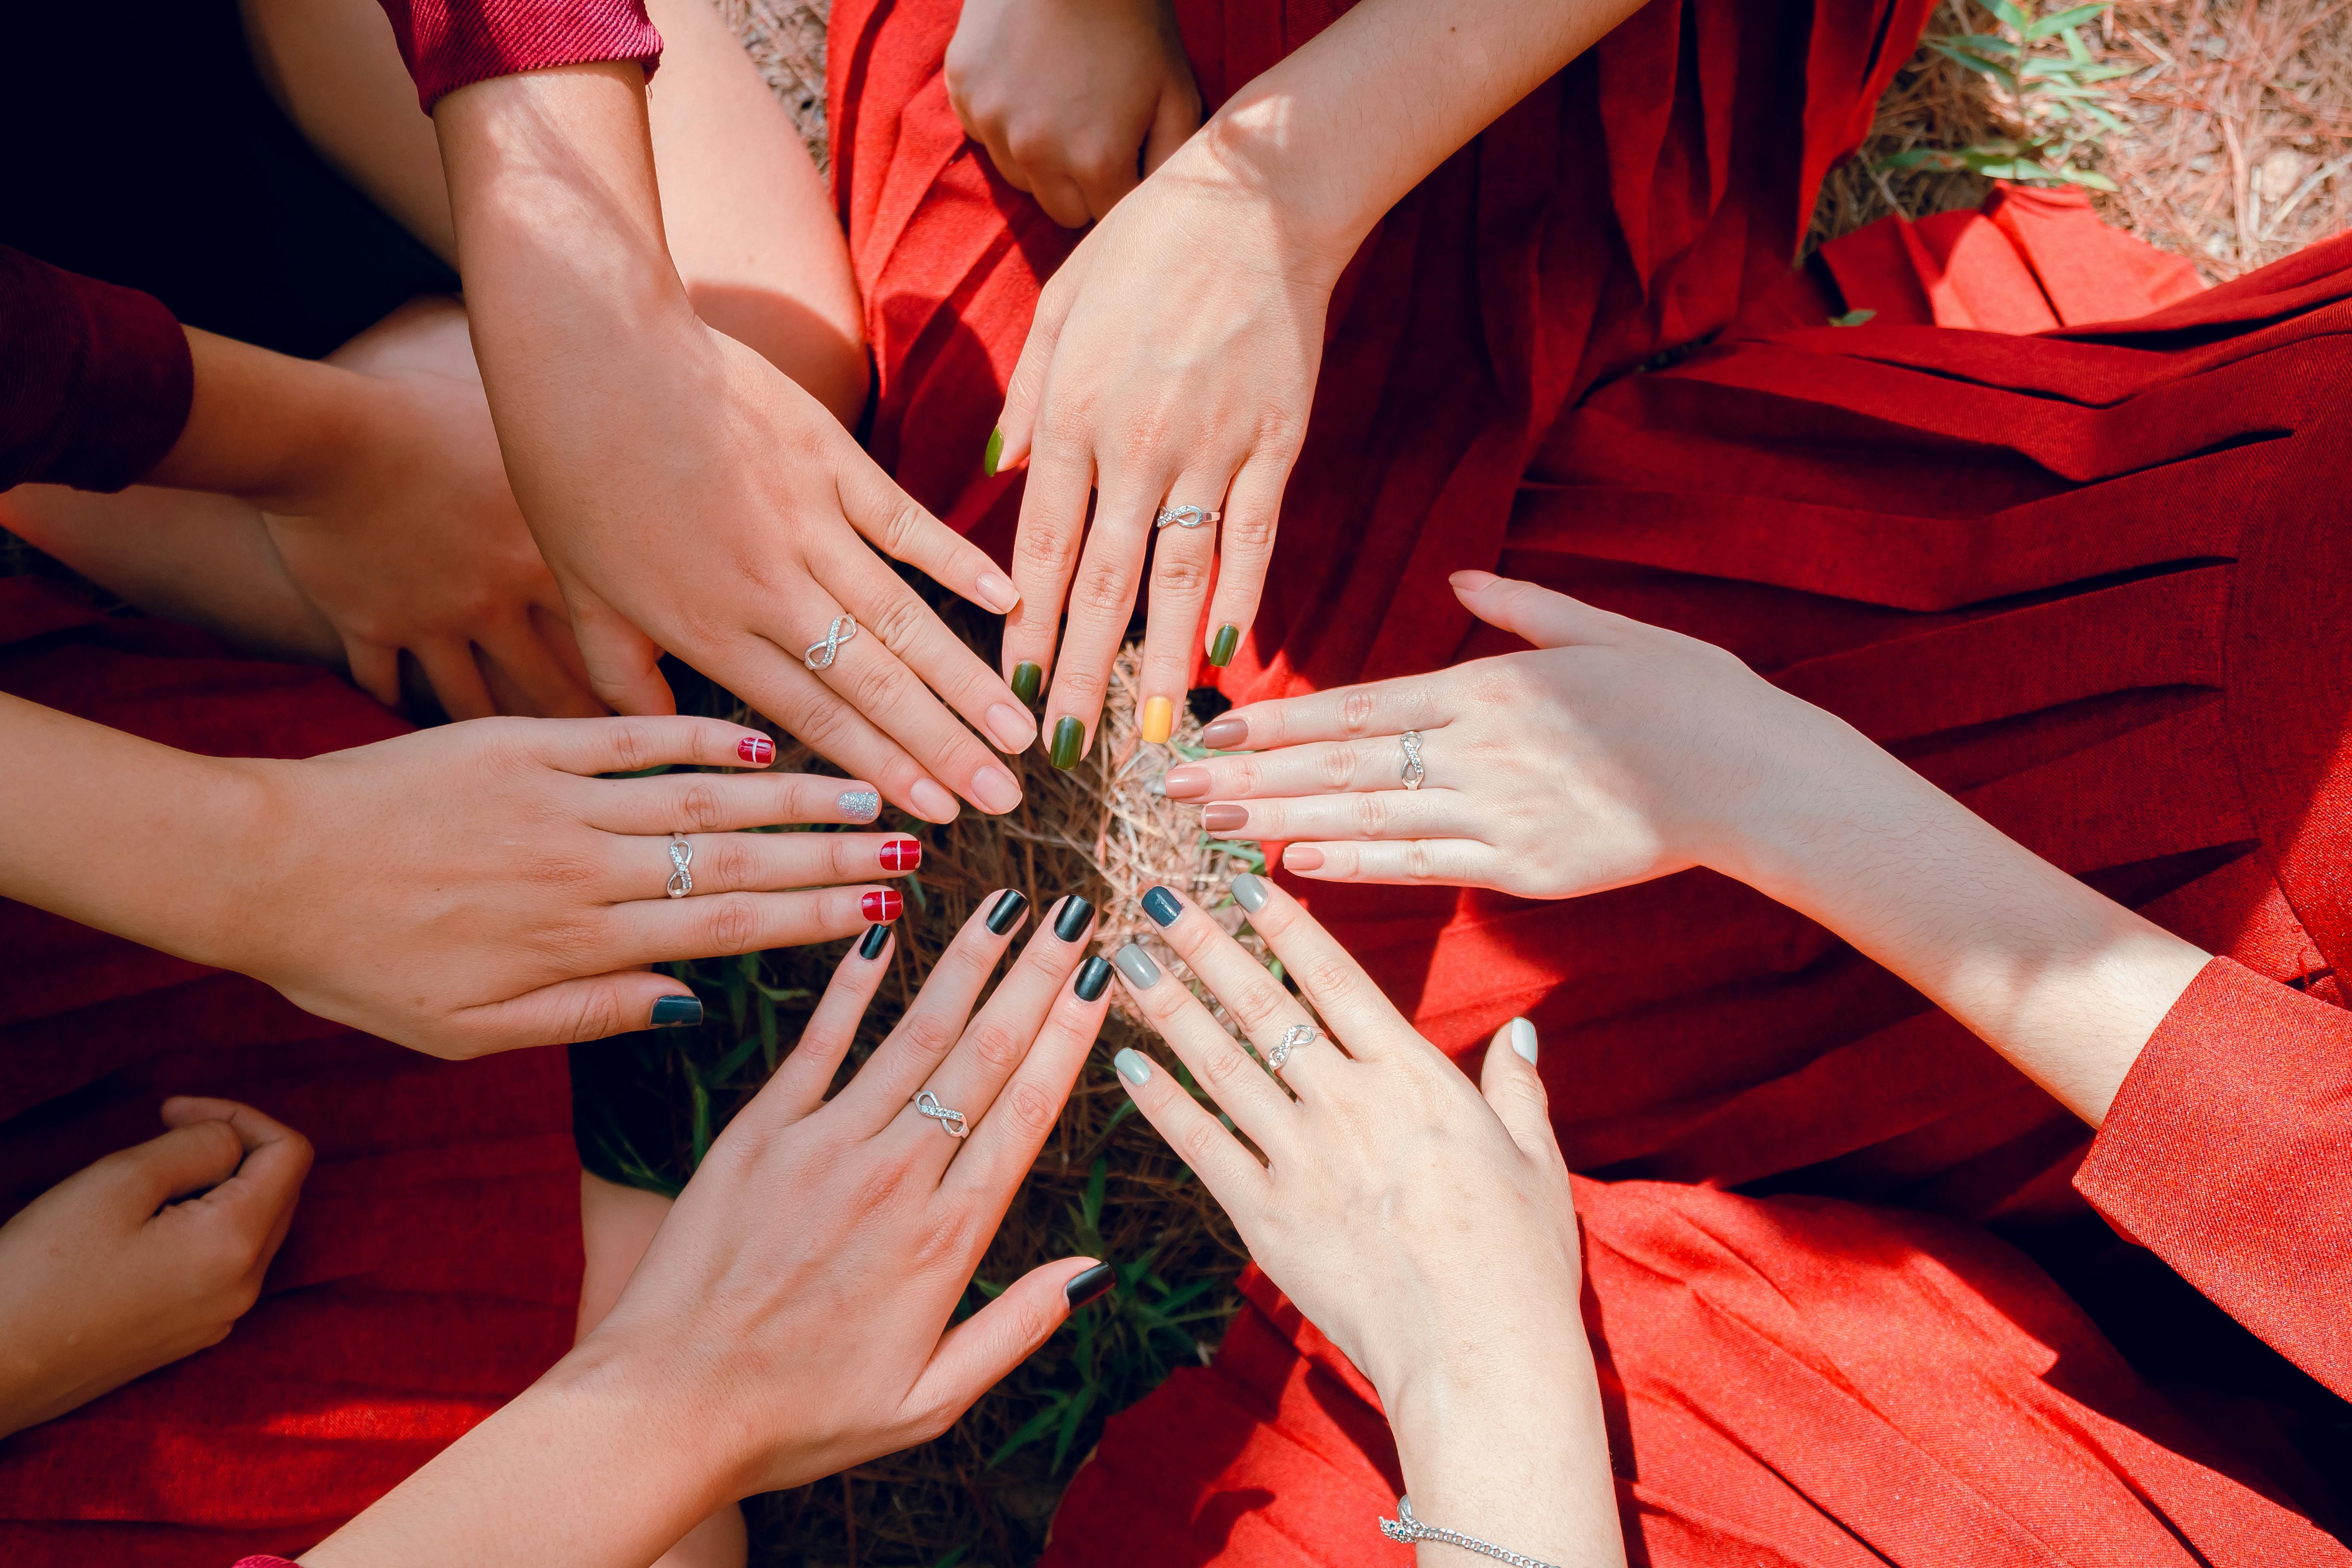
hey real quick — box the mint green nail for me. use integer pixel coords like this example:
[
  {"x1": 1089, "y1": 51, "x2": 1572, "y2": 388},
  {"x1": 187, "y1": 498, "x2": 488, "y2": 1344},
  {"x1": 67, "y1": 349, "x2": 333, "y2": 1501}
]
[
  {"x1": 1114, "y1": 1048, "x2": 1152, "y2": 1087},
  {"x1": 1507, "y1": 1017, "x2": 1538, "y2": 1064}
]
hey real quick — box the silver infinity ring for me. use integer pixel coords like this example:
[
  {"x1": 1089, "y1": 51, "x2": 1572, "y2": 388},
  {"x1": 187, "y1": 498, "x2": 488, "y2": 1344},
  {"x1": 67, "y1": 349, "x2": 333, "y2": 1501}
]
[
  {"x1": 913, "y1": 1089, "x2": 970, "y2": 1139},
  {"x1": 1400, "y1": 730, "x2": 1425, "y2": 791},
  {"x1": 665, "y1": 832, "x2": 694, "y2": 898},
  {"x1": 1267, "y1": 1023, "x2": 1319, "y2": 1074},
  {"x1": 805, "y1": 615, "x2": 858, "y2": 671},
  {"x1": 1155, "y1": 505, "x2": 1222, "y2": 530}
]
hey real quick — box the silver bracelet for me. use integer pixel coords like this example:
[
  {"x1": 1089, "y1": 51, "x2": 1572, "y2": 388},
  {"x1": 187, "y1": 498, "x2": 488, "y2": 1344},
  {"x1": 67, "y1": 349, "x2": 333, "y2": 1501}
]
[{"x1": 1378, "y1": 1497, "x2": 1564, "y2": 1568}]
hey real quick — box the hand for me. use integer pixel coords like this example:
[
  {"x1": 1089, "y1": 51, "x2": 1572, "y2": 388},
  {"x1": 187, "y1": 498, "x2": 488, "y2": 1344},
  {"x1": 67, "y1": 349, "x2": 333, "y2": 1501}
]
[
  {"x1": 303, "y1": 894, "x2": 1116, "y2": 1566},
  {"x1": 1107, "y1": 877, "x2": 1623, "y2": 1566},
  {"x1": 992, "y1": 128, "x2": 1351, "y2": 766},
  {"x1": 0, "y1": 1099, "x2": 312, "y2": 1439},
  {"x1": 1167, "y1": 571, "x2": 1866, "y2": 897},
  {"x1": 946, "y1": 0, "x2": 1202, "y2": 227},
  {"x1": 262, "y1": 298, "x2": 600, "y2": 721}
]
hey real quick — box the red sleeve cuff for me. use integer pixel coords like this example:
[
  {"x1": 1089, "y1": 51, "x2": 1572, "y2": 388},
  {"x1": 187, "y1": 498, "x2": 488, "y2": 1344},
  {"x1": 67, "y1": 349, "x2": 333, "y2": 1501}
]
[
  {"x1": 231, "y1": 1558, "x2": 300, "y2": 1567},
  {"x1": 0, "y1": 246, "x2": 193, "y2": 492},
  {"x1": 2075, "y1": 955, "x2": 2352, "y2": 1398},
  {"x1": 376, "y1": 0, "x2": 663, "y2": 112}
]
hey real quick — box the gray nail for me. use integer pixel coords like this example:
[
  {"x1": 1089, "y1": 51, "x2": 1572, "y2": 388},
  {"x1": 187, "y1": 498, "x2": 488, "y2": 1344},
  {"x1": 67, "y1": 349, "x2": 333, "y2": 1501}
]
[
  {"x1": 1507, "y1": 1017, "x2": 1538, "y2": 1065},
  {"x1": 1112, "y1": 943, "x2": 1161, "y2": 988},
  {"x1": 1114, "y1": 1048, "x2": 1152, "y2": 1087},
  {"x1": 839, "y1": 789, "x2": 880, "y2": 822},
  {"x1": 1231, "y1": 873, "x2": 1269, "y2": 913}
]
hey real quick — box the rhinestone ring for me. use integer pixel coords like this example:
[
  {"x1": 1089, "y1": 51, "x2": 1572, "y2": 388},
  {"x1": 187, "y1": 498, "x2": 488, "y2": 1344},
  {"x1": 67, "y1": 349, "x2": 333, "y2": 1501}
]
[
  {"x1": 1267, "y1": 1023, "x2": 1320, "y2": 1075},
  {"x1": 805, "y1": 615, "x2": 858, "y2": 671},
  {"x1": 913, "y1": 1090, "x2": 970, "y2": 1139},
  {"x1": 1155, "y1": 505, "x2": 1222, "y2": 530},
  {"x1": 1400, "y1": 730, "x2": 1426, "y2": 792},
  {"x1": 665, "y1": 832, "x2": 695, "y2": 898}
]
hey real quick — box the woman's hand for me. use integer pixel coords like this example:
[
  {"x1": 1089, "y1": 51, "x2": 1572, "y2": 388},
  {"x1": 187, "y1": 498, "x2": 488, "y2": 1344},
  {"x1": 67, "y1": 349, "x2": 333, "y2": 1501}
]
[
  {"x1": 946, "y1": 0, "x2": 1202, "y2": 228},
  {"x1": 1106, "y1": 877, "x2": 1623, "y2": 1567},
  {"x1": 0, "y1": 1099, "x2": 312, "y2": 1439},
  {"x1": 303, "y1": 897, "x2": 1116, "y2": 1568}
]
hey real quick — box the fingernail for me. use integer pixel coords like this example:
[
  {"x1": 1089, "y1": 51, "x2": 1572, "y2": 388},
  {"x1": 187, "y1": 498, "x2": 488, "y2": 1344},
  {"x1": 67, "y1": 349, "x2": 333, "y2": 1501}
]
[
  {"x1": 983, "y1": 426, "x2": 1004, "y2": 478},
  {"x1": 1203, "y1": 803, "x2": 1248, "y2": 834},
  {"x1": 858, "y1": 923, "x2": 891, "y2": 960},
  {"x1": 1113, "y1": 1047, "x2": 1152, "y2": 1086},
  {"x1": 1164, "y1": 764, "x2": 1210, "y2": 800},
  {"x1": 986, "y1": 888, "x2": 1029, "y2": 935},
  {"x1": 1048, "y1": 715, "x2": 1085, "y2": 770},
  {"x1": 1507, "y1": 1016, "x2": 1538, "y2": 1064},
  {"x1": 1054, "y1": 894, "x2": 1096, "y2": 943},
  {"x1": 1200, "y1": 716, "x2": 1247, "y2": 748},
  {"x1": 1074, "y1": 954, "x2": 1112, "y2": 1001},
  {"x1": 651, "y1": 995, "x2": 702, "y2": 1028},
  {"x1": 1140, "y1": 695, "x2": 1173, "y2": 744},
  {"x1": 880, "y1": 837, "x2": 922, "y2": 873},
  {"x1": 985, "y1": 701, "x2": 1036, "y2": 752},
  {"x1": 1207, "y1": 625, "x2": 1240, "y2": 668},
  {"x1": 1285, "y1": 845, "x2": 1326, "y2": 872},
  {"x1": 971, "y1": 765, "x2": 1022, "y2": 815},
  {"x1": 839, "y1": 788, "x2": 881, "y2": 822},
  {"x1": 1141, "y1": 886, "x2": 1182, "y2": 927},
  {"x1": 977, "y1": 570, "x2": 1020, "y2": 614},
  {"x1": 1010, "y1": 662, "x2": 1043, "y2": 706},
  {"x1": 1231, "y1": 873, "x2": 1269, "y2": 913},
  {"x1": 737, "y1": 735, "x2": 774, "y2": 766},
  {"x1": 1113, "y1": 943, "x2": 1160, "y2": 988},
  {"x1": 910, "y1": 778, "x2": 959, "y2": 821},
  {"x1": 862, "y1": 889, "x2": 903, "y2": 922},
  {"x1": 1064, "y1": 1260, "x2": 1117, "y2": 1308}
]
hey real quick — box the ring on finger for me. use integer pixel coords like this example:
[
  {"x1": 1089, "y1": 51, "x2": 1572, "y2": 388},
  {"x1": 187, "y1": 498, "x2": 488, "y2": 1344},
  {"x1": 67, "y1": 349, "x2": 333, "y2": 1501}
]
[
  {"x1": 1400, "y1": 730, "x2": 1426, "y2": 792},
  {"x1": 1155, "y1": 505, "x2": 1222, "y2": 530},
  {"x1": 913, "y1": 1089, "x2": 970, "y2": 1139},
  {"x1": 805, "y1": 615, "x2": 858, "y2": 671},
  {"x1": 1267, "y1": 1023, "x2": 1320, "y2": 1075},
  {"x1": 665, "y1": 832, "x2": 695, "y2": 898}
]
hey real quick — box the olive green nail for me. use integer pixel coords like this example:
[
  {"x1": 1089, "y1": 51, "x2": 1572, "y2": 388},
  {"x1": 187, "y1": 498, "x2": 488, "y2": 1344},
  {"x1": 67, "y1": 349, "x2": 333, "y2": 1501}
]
[
  {"x1": 983, "y1": 426, "x2": 1004, "y2": 478},
  {"x1": 1207, "y1": 624, "x2": 1241, "y2": 668},
  {"x1": 1049, "y1": 715, "x2": 1085, "y2": 769},
  {"x1": 1010, "y1": 661, "x2": 1042, "y2": 705}
]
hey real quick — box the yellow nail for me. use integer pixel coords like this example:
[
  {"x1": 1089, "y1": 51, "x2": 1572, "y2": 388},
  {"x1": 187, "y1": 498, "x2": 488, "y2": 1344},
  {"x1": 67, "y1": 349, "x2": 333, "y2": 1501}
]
[{"x1": 1139, "y1": 696, "x2": 1173, "y2": 744}]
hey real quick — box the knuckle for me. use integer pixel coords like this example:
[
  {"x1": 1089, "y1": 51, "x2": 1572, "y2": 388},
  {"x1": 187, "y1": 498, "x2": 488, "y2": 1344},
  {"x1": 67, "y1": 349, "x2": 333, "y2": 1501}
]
[
  {"x1": 1228, "y1": 979, "x2": 1291, "y2": 1033},
  {"x1": 701, "y1": 836, "x2": 760, "y2": 892},
  {"x1": 677, "y1": 782, "x2": 727, "y2": 834},
  {"x1": 967, "y1": 1020, "x2": 1029, "y2": 1077},
  {"x1": 1300, "y1": 958, "x2": 1355, "y2": 999},
  {"x1": 605, "y1": 720, "x2": 655, "y2": 774},
  {"x1": 897, "y1": 1009, "x2": 957, "y2": 1065},
  {"x1": 1002, "y1": 1079, "x2": 1059, "y2": 1138},
  {"x1": 1175, "y1": 1112, "x2": 1230, "y2": 1168},
  {"x1": 1152, "y1": 550, "x2": 1211, "y2": 597},
  {"x1": 700, "y1": 895, "x2": 763, "y2": 955},
  {"x1": 1015, "y1": 518, "x2": 1078, "y2": 579},
  {"x1": 1073, "y1": 560, "x2": 1133, "y2": 616},
  {"x1": 1318, "y1": 746, "x2": 1357, "y2": 791},
  {"x1": 786, "y1": 695, "x2": 854, "y2": 755},
  {"x1": 867, "y1": 594, "x2": 929, "y2": 658},
  {"x1": 1405, "y1": 840, "x2": 1440, "y2": 881},
  {"x1": 1351, "y1": 792, "x2": 1393, "y2": 836},
  {"x1": 1340, "y1": 689, "x2": 1379, "y2": 735},
  {"x1": 875, "y1": 502, "x2": 925, "y2": 559},
  {"x1": 848, "y1": 655, "x2": 913, "y2": 715}
]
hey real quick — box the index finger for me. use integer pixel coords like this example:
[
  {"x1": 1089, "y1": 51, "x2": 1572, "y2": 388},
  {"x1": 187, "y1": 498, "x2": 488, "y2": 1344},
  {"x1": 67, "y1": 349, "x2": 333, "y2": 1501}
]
[
  {"x1": 158, "y1": 1096, "x2": 314, "y2": 1235},
  {"x1": 522, "y1": 715, "x2": 786, "y2": 777},
  {"x1": 834, "y1": 444, "x2": 1020, "y2": 618},
  {"x1": 1223, "y1": 873, "x2": 1416, "y2": 1059},
  {"x1": 1204, "y1": 671, "x2": 1449, "y2": 753}
]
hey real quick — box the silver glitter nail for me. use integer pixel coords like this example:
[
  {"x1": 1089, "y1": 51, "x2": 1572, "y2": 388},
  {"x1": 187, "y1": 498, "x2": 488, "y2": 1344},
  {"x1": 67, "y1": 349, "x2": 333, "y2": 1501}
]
[{"x1": 839, "y1": 789, "x2": 881, "y2": 822}]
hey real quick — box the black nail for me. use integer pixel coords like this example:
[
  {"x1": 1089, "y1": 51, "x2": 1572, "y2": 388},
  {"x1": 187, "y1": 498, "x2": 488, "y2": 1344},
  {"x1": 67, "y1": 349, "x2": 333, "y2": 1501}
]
[
  {"x1": 1054, "y1": 894, "x2": 1096, "y2": 943},
  {"x1": 858, "y1": 923, "x2": 891, "y2": 961},
  {"x1": 1141, "y1": 886, "x2": 1182, "y2": 928},
  {"x1": 651, "y1": 995, "x2": 702, "y2": 1028},
  {"x1": 1063, "y1": 1261, "x2": 1117, "y2": 1309},
  {"x1": 986, "y1": 888, "x2": 1029, "y2": 935},
  {"x1": 1073, "y1": 954, "x2": 1112, "y2": 1002}
]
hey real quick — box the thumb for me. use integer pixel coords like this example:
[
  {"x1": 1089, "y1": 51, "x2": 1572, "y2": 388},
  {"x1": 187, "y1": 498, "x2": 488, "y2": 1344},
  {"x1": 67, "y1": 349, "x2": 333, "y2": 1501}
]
[
  {"x1": 1449, "y1": 571, "x2": 1616, "y2": 651},
  {"x1": 447, "y1": 972, "x2": 705, "y2": 1057},
  {"x1": 342, "y1": 634, "x2": 404, "y2": 711},
  {"x1": 906, "y1": 1257, "x2": 1110, "y2": 1427},
  {"x1": 109, "y1": 1118, "x2": 249, "y2": 1213},
  {"x1": 161, "y1": 1098, "x2": 314, "y2": 1266},
  {"x1": 565, "y1": 582, "x2": 676, "y2": 717},
  {"x1": 1478, "y1": 1017, "x2": 1564, "y2": 1169},
  {"x1": 992, "y1": 266, "x2": 1085, "y2": 474}
]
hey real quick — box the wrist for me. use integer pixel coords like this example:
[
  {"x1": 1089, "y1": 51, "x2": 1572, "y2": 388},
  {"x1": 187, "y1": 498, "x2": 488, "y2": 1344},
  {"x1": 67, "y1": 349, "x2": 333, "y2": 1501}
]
[
  {"x1": 1183, "y1": 111, "x2": 1376, "y2": 283},
  {"x1": 144, "y1": 330, "x2": 374, "y2": 508}
]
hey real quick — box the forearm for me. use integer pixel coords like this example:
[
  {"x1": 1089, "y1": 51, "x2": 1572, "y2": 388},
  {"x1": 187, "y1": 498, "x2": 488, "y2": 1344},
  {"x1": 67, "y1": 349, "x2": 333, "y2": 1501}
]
[{"x1": 141, "y1": 329, "x2": 380, "y2": 509}]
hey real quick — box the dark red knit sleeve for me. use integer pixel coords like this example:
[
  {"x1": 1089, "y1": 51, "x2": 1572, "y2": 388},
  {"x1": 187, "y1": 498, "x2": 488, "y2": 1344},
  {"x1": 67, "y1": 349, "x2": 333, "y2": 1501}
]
[
  {"x1": 2075, "y1": 955, "x2": 2352, "y2": 1398},
  {"x1": 374, "y1": 0, "x2": 663, "y2": 112},
  {"x1": 0, "y1": 246, "x2": 193, "y2": 493}
]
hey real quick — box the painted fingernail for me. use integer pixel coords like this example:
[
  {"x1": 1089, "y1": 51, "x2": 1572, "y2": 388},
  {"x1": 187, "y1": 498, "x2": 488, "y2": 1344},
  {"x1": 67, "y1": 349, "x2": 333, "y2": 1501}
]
[
  {"x1": 1113, "y1": 943, "x2": 1160, "y2": 988},
  {"x1": 1049, "y1": 716, "x2": 1085, "y2": 770},
  {"x1": 986, "y1": 888, "x2": 1029, "y2": 935},
  {"x1": 1074, "y1": 954, "x2": 1112, "y2": 1001},
  {"x1": 651, "y1": 995, "x2": 703, "y2": 1028},
  {"x1": 1231, "y1": 873, "x2": 1269, "y2": 913},
  {"x1": 983, "y1": 426, "x2": 1004, "y2": 477},
  {"x1": 1507, "y1": 1016, "x2": 1539, "y2": 1064},
  {"x1": 1207, "y1": 625, "x2": 1240, "y2": 668},
  {"x1": 1064, "y1": 1260, "x2": 1117, "y2": 1308},
  {"x1": 1285, "y1": 846, "x2": 1326, "y2": 872},
  {"x1": 858, "y1": 923, "x2": 891, "y2": 961},
  {"x1": 737, "y1": 735, "x2": 774, "y2": 766},
  {"x1": 1054, "y1": 894, "x2": 1096, "y2": 942},
  {"x1": 972, "y1": 765, "x2": 1022, "y2": 815},
  {"x1": 910, "y1": 778, "x2": 959, "y2": 821},
  {"x1": 985, "y1": 701, "x2": 1036, "y2": 752},
  {"x1": 1203, "y1": 803, "x2": 1248, "y2": 834},
  {"x1": 863, "y1": 889, "x2": 903, "y2": 922},
  {"x1": 1164, "y1": 764, "x2": 1210, "y2": 800},
  {"x1": 839, "y1": 788, "x2": 881, "y2": 822},
  {"x1": 1113, "y1": 1047, "x2": 1152, "y2": 1086},
  {"x1": 880, "y1": 838, "x2": 922, "y2": 873},
  {"x1": 1140, "y1": 695, "x2": 1173, "y2": 744},
  {"x1": 1141, "y1": 886, "x2": 1182, "y2": 927},
  {"x1": 977, "y1": 570, "x2": 1021, "y2": 614},
  {"x1": 1011, "y1": 662, "x2": 1044, "y2": 707},
  {"x1": 1200, "y1": 716, "x2": 1247, "y2": 748}
]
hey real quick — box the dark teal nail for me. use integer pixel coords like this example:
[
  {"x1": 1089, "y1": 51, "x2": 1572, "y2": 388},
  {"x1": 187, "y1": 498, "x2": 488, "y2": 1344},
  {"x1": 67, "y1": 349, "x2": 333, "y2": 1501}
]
[
  {"x1": 1010, "y1": 662, "x2": 1042, "y2": 705},
  {"x1": 986, "y1": 888, "x2": 1029, "y2": 935},
  {"x1": 858, "y1": 923, "x2": 891, "y2": 961},
  {"x1": 1074, "y1": 954, "x2": 1112, "y2": 1001},
  {"x1": 651, "y1": 995, "x2": 702, "y2": 1028},
  {"x1": 1208, "y1": 624, "x2": 1240, "y2": 668},
  {"x1": 1142, "y1": 886, "x2": 1182, "y2": 927},
  {"x1": 1063, "y1": 1261, "x2": 1116, "y2": 1309},
  {"x1": 1054, "y1": 894, "x2": 1096, "y2": 943},
  {"x1": 983, "y1": 426, "x2": 1004, "y2": 478},
  {"x1": 1049, "y1": 715, "x2": 1084, "y2": 770}
]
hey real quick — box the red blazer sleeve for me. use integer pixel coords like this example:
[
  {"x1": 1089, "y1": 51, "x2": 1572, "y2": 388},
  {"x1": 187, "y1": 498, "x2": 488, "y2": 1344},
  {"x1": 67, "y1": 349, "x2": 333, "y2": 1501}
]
[
  {"x1": 2075, "y1": 955, "x2": 2352, "y2": 1398},
  {"x1": 0, "y1": 246, "x2": 193, "y2": 493},
  {"x1": 374, "y1": 0, "x2": 663, "y2": 111}
]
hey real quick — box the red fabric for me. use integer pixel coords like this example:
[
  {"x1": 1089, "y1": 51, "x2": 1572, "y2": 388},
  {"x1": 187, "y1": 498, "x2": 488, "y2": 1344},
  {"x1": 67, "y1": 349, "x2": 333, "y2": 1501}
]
[
  {"x1": 371, "y1": 0, "x2": 661, "y2": 112},
  {"x1": 0, "y1": 578, "x2": 582, "y2": 1566},
  {"x1": 0, "y1": 245, "x2": 192, "y2": 492}
]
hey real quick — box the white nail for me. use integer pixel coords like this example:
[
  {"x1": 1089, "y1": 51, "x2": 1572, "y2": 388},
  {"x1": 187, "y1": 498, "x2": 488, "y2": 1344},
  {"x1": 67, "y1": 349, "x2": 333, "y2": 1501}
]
[{"x1": 1507, "y1": 1017, "x2": 1538, "y2": 1065}]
